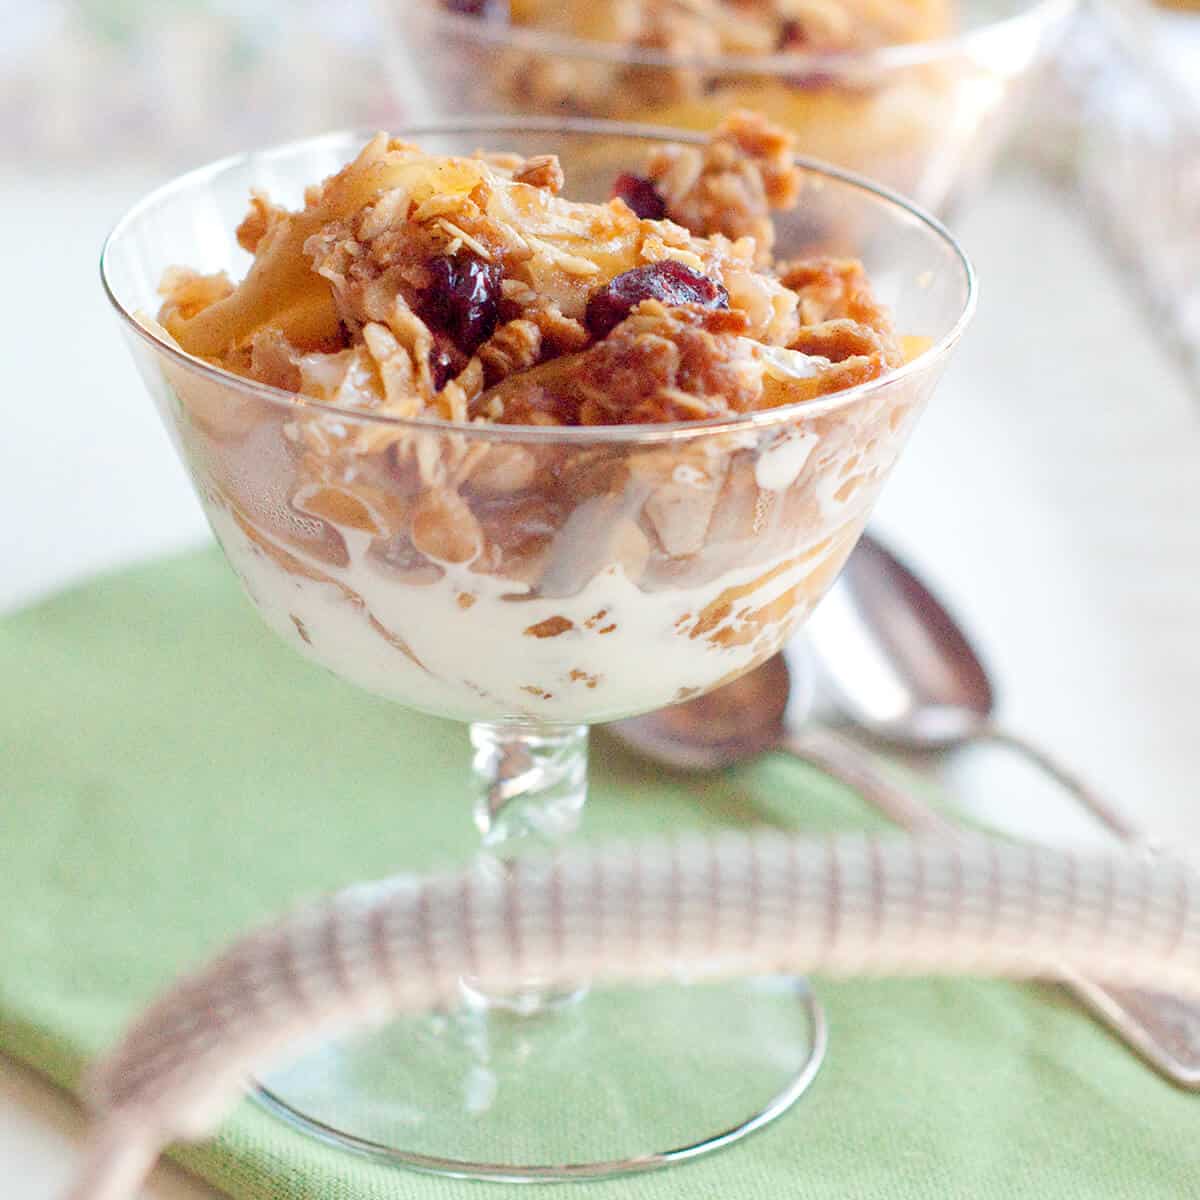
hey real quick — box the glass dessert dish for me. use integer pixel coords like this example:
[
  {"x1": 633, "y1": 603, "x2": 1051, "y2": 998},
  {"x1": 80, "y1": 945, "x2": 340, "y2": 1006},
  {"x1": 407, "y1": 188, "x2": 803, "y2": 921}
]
[
  {"x1": 101, "y1": 118, "x2": 975, "y2": 1181},
  {"x1": 396, "y1": 0, "x2": 1073, "y2": 216}
]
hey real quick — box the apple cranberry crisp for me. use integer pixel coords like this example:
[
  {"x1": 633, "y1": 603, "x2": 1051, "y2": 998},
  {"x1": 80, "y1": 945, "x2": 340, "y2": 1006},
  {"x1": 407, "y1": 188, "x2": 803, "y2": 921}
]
[
  {"x1": 451, "y1": 0, "x2": 952, "y2": 56},
  {"x1": 418, "y1": 0, "x2": 999, "y2": 217},
  {"x1": 160, "y1": 113, "x2": 900, "y2": 430},
  {"x1": 151, "y1": 117, "x2": 927, "y2": 725}
]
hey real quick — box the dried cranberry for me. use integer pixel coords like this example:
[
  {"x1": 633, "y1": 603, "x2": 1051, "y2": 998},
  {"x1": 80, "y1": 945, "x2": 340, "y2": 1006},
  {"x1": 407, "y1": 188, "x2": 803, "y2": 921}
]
[
  {"x1": 421, "y1": 255, "x2": 503, "y2": 355},
  {"x1": 611, "y1": 173, "x2": 667, "y2": 221},
  {"x1": 786, "y1": 69, "x2": 837, "y2": 92},
  {"x1": 444, "y1": 0, "x2": 507, "y2": 17},
  {"x1": 584, "y1": 262, "x2": 729, "y2": 338},
  {"x1": 777, "y1": 18, "x2": 807, "y2": 48},
  {"x1": 778, "y1": 20, "x2": 839, "y2": 88}
]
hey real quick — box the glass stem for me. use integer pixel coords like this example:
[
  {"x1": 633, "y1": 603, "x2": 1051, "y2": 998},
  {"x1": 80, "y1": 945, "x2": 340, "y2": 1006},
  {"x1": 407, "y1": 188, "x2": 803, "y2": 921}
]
[{"x1": 465, "y1": 721, "x2": 589, "y2": 1014}]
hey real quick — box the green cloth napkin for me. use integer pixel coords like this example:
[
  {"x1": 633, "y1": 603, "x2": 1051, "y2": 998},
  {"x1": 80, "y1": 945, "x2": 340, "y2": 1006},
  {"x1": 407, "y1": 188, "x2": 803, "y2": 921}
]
[{"x1": 2, "y1": 548, "x2": 1196, "y2": 1199}]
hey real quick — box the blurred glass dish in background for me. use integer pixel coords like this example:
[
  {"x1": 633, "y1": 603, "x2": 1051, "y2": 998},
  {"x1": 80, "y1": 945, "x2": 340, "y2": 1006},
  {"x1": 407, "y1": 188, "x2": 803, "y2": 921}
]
[
  {"x1": 392, "y1": 0, "x2": 1074, "y2": 215},
  {"x1": 1076, "y1": 0, "x2": 1200, "y2": 389},
  {"x1": 1030, "y1": 0, "x2": 1199, "y2": 389}
]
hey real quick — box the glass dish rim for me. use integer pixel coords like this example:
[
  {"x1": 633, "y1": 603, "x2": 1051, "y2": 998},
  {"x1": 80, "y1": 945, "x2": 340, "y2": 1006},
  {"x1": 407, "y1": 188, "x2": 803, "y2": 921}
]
[
  {"x1": 412, "y1": 0, "x2": 1077, "y2": 74},
  {"x1": 101, "y1": 116, "x2": 977, "y2": 448}
]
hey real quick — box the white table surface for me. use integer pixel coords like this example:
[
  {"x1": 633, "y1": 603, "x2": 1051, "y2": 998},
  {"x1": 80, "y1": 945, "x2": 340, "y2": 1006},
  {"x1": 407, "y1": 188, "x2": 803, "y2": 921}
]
[{"x1": 3, "y1": 163, "x2": 1199, "y2": 1197}]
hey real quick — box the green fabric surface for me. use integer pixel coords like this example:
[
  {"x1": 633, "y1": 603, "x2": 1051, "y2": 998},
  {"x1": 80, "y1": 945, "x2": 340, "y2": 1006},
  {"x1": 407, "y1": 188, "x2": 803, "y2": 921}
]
[{"x1": 1, "y1": 547, "x2": 1195, "y2": 1198}]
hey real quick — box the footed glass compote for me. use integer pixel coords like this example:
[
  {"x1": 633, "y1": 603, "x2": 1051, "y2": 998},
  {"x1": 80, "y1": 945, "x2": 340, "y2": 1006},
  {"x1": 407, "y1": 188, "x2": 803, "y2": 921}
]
[{"x1": 101, "y1": 120, "x2": 975, "y2": 1181}]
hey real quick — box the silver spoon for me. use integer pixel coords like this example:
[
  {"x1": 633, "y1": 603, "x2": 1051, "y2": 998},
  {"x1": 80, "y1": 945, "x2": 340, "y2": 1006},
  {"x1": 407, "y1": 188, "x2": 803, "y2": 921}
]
[
  {"x1": 607, "y1": 650, "x2": 949, "y2": 835},
  {"x1": 806, "y1": 534, "x2": 1143, "y2": 843},
  {"x1": 808, "y1": 534, "x2": 1200, "y2": 1085},
  {"x1": 610, "y1": 537, "x2": 1200, "y2": 1088}
]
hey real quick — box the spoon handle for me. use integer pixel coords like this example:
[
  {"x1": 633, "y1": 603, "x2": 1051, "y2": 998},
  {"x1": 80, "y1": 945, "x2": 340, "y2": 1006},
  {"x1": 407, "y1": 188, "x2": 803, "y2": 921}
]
[
  {"x1": 973, "y1": 723, "x2": 1146, "y2": 845},
  {"x1": 973, "y1": 722, "x2": 1200, "y2": 1085},
  {"x1": 781, "y1": 725, "x2": 954, "y2": 836},
  {"x1": 782, "y1": 724, "x2": 1200, "y2": 1090}
]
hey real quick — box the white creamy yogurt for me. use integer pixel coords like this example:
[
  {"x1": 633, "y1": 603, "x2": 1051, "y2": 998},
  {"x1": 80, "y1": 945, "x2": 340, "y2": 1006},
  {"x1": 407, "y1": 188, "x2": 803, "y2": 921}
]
[{"x1": 208, "y1": 503, "x2": 853, "y2": 725}]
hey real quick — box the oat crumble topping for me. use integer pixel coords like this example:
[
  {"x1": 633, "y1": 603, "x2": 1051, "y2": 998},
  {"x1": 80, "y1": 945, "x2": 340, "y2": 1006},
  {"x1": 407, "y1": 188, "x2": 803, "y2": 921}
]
[
  {"x1": 453, "y1": 0, "x2": 952, "y2": 56},
  {"x1": 159, "y1": 113, "x2": 900, "y2": 430}
]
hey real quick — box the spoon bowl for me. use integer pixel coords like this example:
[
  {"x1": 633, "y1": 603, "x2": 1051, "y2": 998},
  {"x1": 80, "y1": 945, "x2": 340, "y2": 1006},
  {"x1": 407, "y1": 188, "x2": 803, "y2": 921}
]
[
  {"x1": 807, "y1": 534, "x2": 994, "y2": 749},
  {"x1": 807, "y1": 535, "x2": 1140, "y2": 840},
  {"x1": 609, "y1": 656, "x2": 796, "y2": 772}
]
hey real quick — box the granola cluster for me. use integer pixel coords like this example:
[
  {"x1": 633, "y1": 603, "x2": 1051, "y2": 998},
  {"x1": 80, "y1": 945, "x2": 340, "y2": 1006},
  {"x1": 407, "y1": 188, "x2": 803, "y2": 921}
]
[{"x1": 160, "y1": 113, "x2": 899, "y2": 432}]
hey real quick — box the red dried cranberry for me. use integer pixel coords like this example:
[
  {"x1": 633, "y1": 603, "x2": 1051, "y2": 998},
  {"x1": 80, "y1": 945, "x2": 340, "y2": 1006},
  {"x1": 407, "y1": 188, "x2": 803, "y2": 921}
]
[
  {"x1": 786, "y1": 69, "x2": 837, "y2": 91},
  {"x1": 778, "y1": 18, "x2": 807, "y2": 48},
  {"x1": 778, "y1": 20, "x2": 839, "y2": 88},
  {"x1": 444, "y1": 0, "x2": 507, "y2": 17},
  {"x1": 421, "y1": 255, "x2": 503, "y2": 355},
  {"x1": 611, "y1": 173, "x2": 667, "y2": 221},
  {"x1": 585, "y1": 262, "x2": 729, "y2": 338}
]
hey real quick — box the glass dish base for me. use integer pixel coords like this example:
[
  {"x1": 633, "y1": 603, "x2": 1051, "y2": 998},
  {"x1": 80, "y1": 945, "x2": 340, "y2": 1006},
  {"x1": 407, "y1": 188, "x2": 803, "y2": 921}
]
[{"x1": 255, "y1": 976, "x2": 826, "y2": 1182}]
